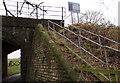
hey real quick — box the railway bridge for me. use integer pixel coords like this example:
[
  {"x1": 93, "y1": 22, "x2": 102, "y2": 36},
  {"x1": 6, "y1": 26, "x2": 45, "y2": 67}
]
[
  {"x1": 1, "y1": 0, "x2": 120, "y2": 82},
  {"x1": 1, "y1": 15, "x2": 78, "y2": 82}
]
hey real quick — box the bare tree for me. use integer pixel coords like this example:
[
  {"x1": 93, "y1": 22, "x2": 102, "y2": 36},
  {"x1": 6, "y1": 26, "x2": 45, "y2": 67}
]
[{"x1": 79, "y1": 11, "x2": 106, "y2": 24}]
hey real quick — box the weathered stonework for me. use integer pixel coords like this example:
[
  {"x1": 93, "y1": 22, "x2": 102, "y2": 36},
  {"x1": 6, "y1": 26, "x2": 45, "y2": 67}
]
[
  {"x1": 2, "y1": 15, "x2": 79, "y2": 82},
  {"x1": 26, "y1": 25, "x2": 79, "y2": 82}
]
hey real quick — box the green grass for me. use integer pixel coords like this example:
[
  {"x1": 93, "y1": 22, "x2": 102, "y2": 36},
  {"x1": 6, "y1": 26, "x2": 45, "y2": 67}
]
[
  {"x1": 8, "y1": 66, "x2": 20, "y2": 76},
  {"x1": 8, "y1": 59, "x2": 20, "y2": 76}
]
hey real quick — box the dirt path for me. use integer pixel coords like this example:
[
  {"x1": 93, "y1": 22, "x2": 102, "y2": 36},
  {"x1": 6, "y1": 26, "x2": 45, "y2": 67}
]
[{"x1": 2, "y1": 74, "x2": 21, "y2": 83}]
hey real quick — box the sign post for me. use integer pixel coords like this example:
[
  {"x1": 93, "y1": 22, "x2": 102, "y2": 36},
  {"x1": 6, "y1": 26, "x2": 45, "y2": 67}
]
[
  {"x1": 68, "y1": 2, "x2": 80, "y2": 24},
  {"x1": 77, "y1": 13, "x2": 79, "y2": 23},
  {"x1": 71, "y1": 12, "x2": 73, "y2": 24},
  {"x1": 118, "y1": 1, "x2": 120, "y2": 27}
]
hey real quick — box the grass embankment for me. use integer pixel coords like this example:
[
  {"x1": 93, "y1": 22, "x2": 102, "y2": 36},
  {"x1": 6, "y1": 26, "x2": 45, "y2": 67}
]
[
  {"x1": 48, "y1": 23, "x2": 120, "y2": 81},
  {"x1": 8, "y1": 59, "x2": 20, "y2": 76},
  {"x1": 70, "y1": 23, "x2": 119, "y2": 69}
]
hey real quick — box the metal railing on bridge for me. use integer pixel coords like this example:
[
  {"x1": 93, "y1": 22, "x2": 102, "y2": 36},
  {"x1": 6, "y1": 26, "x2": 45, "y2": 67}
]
[
  {"x1": 0, "y1": 0, "x2": 66, "y2": 20},
  {"x1": 48, "y1": 20, "x2": 120, "y2": 82}
]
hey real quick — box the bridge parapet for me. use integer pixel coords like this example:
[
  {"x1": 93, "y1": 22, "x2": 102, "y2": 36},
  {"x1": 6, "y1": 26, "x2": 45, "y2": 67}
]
[
  {"x1": 1, "y1": 15, "x2": 64, "y2": 81},
  {"x1": 1, "y1": 15, "x2": 63, "y2": 28}
]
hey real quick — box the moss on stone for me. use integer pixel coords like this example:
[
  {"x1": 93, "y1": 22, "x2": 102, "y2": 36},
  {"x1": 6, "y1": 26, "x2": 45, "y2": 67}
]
[
  {"x1": 28, "y1": 24, "x2": 80, "y2": 81},
  {"x1": 37, "y1": 24, "x2": 80, "y2": 81}
]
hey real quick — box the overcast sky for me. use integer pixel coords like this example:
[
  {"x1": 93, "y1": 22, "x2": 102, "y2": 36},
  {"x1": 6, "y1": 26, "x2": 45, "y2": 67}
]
[
  {"x1": 30, "y1": 0, "x2": 120, "y2": 25},
  {"x1": 0, "y1": 0, "x2": 120, "y2": 24},
  {"x1": 1, "y1": 0, "x2": 119, "y2": 59}
]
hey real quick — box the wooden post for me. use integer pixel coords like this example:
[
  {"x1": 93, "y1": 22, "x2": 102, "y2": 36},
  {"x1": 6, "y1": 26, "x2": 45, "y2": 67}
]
[
  {"x1": 3, "y1": 1, "x2": 8, "y2": 16},
  {"x1": 36, "y1": 5, "x2": 38, "y2": 19},
  {"x1": 28, "y1": 4, "x2": 29, "y2": 18},
  {"x1": 43, "y1": 6, "x2": 44, "y2": 19},
  {"x1": 62, "y1": 7, "x2": 64, "y2": 21},
  {"x1": 17, "y1": 2, "x2": 18, "y2": 17}
]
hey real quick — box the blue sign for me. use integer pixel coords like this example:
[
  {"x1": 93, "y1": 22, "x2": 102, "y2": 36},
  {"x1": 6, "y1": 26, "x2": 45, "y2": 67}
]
[{"x1": 68, "y1": 2, "x2": 80, "y2": 13}]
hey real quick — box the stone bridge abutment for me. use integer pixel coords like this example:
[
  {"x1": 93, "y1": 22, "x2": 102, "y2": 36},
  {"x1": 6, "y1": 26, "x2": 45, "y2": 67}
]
[
  {"x1": 1, "y1": 15, "x2": 63, "y2": 81},
  {"x1": 2, "y1": 15, "x2": 37, "y2": 80}
]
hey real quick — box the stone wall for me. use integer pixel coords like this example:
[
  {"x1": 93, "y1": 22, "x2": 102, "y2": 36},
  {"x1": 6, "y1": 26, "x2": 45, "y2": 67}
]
[
  {"x1": 2, "y1": 25, "x2": 34, "y2": 80},
  {"x1": 2, "y1": 15, "x2": 79, "y2": 81},
  {"x1": 26, "y1": 24, "x2": 79, "y2": 82}
]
